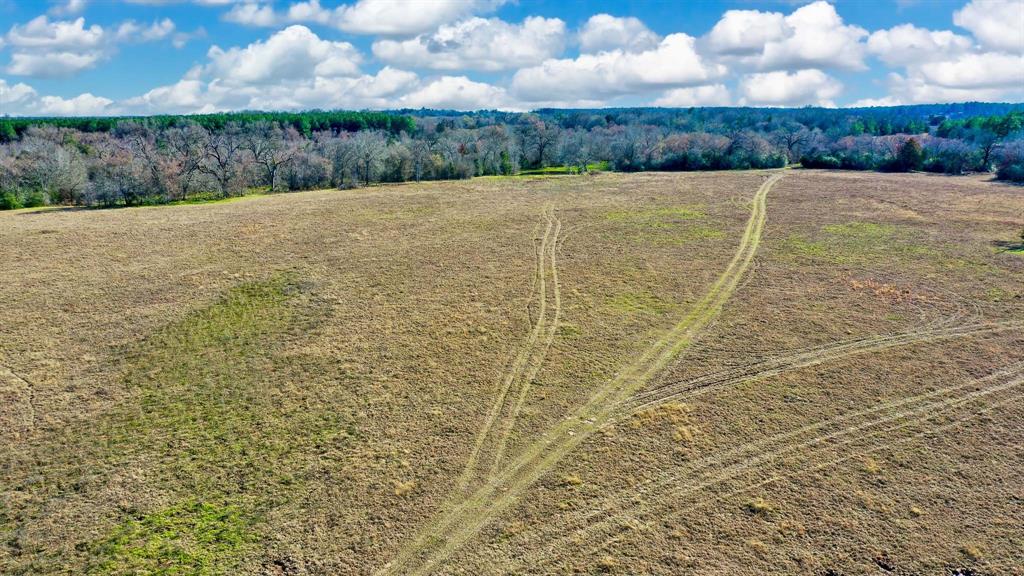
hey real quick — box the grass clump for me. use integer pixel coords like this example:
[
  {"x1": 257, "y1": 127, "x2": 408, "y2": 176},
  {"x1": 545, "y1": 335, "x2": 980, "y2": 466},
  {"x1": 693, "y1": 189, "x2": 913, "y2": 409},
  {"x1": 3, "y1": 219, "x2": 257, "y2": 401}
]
[
  {"x1": 607, "y1": 290, "x2": 673, "y2": 316},
  {"x1": 561, "y1": 474, "x2": 584, "y2": 488},
  {"x1": 744, "y1": 497, "x2": 775, "y2": 516},
  {"x1": 86, "y1": 500, "x2": 252, "y2": 575}
]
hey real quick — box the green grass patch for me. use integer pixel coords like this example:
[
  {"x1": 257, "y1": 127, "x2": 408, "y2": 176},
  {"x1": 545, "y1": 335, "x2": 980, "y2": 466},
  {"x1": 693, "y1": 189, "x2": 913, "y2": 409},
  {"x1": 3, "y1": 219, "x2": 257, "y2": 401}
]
[
  {"x1": 6, "y1": 276, "x2": 361, "y2": 573},
  {"x1": 556, "y1": 323, "x2": 581, "y2": 338},
  {"x1": 604, "y1": 205, "x2": 706, "y2": 223},
  {"x1": 821, "y1": 221, "x2": 898, "y2": 239},
  {"x1": 606, "y1": 290, "x2": 674, "y2": 316},
  {"x1": 780, "y1": 234, "x2": 829, "y2": 259},
  {"x1": 779, "y1": 221, "x2": 940, "y2": 266},
  {"x1": 604, "y1": 205, "x2": 721, "y2": 245},
  {"x1": 86, "y1": 501, "x2": 252, "y2": 575},
  {"x1": 516, "y1": 162, "x2": 609, "y2": 176}
]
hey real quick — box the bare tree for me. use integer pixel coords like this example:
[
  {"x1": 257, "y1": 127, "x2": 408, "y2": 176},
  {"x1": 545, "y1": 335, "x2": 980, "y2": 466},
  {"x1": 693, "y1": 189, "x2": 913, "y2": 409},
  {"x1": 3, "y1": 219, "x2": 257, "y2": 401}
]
[
  {"x1": 350, "y1": 131, "x2": 388, "y2": 186},
  {"x1": 163, "y1": 122, "x2": 208, "y2": 200},
  {"x1": 243, "y1": 121, "x2": 301, "y2": 192},
  {"x1": 200, "y1": 123, "x2": 246, "y2": 196}
]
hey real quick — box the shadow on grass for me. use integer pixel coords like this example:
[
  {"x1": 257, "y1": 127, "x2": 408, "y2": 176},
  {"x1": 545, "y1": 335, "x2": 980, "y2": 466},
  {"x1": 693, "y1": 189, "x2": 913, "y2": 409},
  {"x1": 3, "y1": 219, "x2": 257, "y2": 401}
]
[{"x1": 991, "y1": 240, "x2": 1024, "y2": 253}]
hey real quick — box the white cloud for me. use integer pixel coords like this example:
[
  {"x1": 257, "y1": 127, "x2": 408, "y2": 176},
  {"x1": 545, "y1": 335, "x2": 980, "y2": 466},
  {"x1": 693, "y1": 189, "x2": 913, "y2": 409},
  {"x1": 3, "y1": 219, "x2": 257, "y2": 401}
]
[
  {"x1": 7, "y1": 51, "x2": 104, "y2": 77},
  {"x1": 0, "y1": 79, "x2": 38, "y2": 106},
  {"x1": 225, "y1": 0, "x2": 507, "y2": 35},
  {"x1": 38, "y1": 92, "x2": 114, "y2": 115},
  {"x1": 372, "y1": 16, "x2": 565, "y2": 71},
  {"x1": 705, "y1": 9, "x2": 787, "y2": 55},
  {"x1": 848, "y1": 96, "x2": 902, "y2": 107},
  {"x1": 705, "y1": 1, "x2": 867, "y2": 71},
  {"x1": 49, "y1": 0, "x2": 88, "y2": 17},
  {"x1": 223, "y1": 2, "x2": 280, "y2": 26},
  {"x1": 652, "y1": 84, "x2": 731, "y2": 107},
  {"x1": 578, "y1": 14, "x2": 660, "y2": 53},
  {"x1": 917, "y1": 52, "x2": 1024, "y2": 89},
  {"x1": 122, "y1": 67, "x2": 209, "y2": 113},
  {"x1": 882, "y1": 72, "x2": 1019, "y2": 104},
  {"x1": 115, "y1": 18, "x2": 176, "y2": 42},
  {"x1": 206, "y1": 25, "x2": 362, "y2": 85},
  {"x1": 512, "y1": 33, "x2": 726, "y2": 101},
  {"x1": 3, "y1": 15, "x2": 181, "y2": 77},
  {"x1": 5, "y1": 15, "x2": 104, "y2": 49},
  {"x1": 396, "y1": 75, "x2": 515, "y2": 110},
  {"x1": 335, "y1": 0, "x2": 505, "y2": 35},
  {"x1": 172, "y1": 26, "x2": 207, "y2": 49},
  {"x1": 953, "y1": 0, "x2": 1024, "y2": 53},
  {"x1": 115, "y1": 25, "x2": 521, "y2": 113},
  {"x1": 739, "y1": 69, "x2": 842, "y2": 107},
  {"x1": 867, "y1": 24, "x2": 972, "y2": 66}
]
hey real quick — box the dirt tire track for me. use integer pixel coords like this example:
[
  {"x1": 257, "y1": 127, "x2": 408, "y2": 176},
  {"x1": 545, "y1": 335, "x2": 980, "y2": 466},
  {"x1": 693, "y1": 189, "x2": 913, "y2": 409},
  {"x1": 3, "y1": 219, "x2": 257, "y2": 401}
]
[
  {"x1": 515, "y1": 362, "x2": 1024, "y2": 568},
  {"x1": 376, "y1": 170, "x2": 784, "y2": 576},
  {"x1": 455, "y1": 206, "x2": 556, "y2": 492},
  {"x1": 490, "y1": 205, "x2": 562, "y2": 475},
  {"x1": 618, "y1": 320, "x2": 1024, "y2": 419}
]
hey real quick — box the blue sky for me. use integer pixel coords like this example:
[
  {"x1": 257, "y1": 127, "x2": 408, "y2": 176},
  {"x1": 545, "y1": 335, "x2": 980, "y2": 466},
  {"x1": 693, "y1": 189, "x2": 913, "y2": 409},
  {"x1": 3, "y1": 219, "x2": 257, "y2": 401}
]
[{"x1": 0, "y1": 0, "x2": 1021, "y2": 116}]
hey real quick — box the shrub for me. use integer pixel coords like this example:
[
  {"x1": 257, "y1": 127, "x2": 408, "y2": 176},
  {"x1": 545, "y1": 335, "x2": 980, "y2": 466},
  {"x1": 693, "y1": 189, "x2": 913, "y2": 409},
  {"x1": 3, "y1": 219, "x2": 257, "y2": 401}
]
[
  {"x1": 800, "y1": 154, "x2": 842, "y2": 169},
  {"x1": 0, "y1": 190, "x2": 22, "y2": 210},
  {"x1": 996, "y1": 161, "x2": 1024, "y2": 183}
]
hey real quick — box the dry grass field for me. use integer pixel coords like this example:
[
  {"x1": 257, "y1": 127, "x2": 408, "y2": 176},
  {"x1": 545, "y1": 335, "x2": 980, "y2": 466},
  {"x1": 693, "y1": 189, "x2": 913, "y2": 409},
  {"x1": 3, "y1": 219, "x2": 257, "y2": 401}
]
[{"x1": 1, "y1": 169, "x2": 1022, "y2": 576}]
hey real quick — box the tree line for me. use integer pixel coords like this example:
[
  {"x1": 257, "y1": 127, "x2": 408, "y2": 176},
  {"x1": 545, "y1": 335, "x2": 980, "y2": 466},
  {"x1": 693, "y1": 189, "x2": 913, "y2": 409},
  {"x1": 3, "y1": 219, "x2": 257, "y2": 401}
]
[{"x1": 2, "y1": 105, "x2": 1022, "y2": 210}]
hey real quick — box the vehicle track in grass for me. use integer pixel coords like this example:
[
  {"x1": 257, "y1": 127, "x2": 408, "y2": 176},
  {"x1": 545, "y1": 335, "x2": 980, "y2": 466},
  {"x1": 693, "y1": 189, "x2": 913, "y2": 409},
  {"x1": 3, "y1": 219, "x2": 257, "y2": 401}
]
[
  {"x1": 512, "y1": 361, "x2": 1024, "y2": 569},
  {"x1": 490, "y1": 205, "x2": 562, "y2": 476},
  {"x1": 455, "y1": 205, "x2": 560, "y2": 492},
  {"x1": 376, "y1": 171, "x2": 784, "y2": 576},
  {"x1": 615, "y1": 319, "x2": 1024, "y2": 421}
]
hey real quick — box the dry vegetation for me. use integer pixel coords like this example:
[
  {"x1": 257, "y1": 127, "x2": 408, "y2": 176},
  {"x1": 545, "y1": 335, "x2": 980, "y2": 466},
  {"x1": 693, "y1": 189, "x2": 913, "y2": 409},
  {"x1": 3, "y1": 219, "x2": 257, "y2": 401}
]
[{"x1": 1, "y1": 169, "x2": 1022, "y2": 575}]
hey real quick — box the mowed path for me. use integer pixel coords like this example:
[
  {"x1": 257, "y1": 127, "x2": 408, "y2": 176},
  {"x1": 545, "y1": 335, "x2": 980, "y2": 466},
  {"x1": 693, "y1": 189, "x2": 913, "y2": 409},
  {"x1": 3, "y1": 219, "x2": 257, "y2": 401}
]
[{"x1": 377, "y1": 171, "x2": 784, "y2": 575}]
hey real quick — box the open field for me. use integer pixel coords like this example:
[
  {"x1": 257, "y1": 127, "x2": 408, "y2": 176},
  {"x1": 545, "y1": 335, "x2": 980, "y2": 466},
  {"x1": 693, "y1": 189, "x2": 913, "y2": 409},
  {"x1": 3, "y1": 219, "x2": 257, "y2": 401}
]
[{"x1": 1, "y1": 170, "x2": 1022, "y2": 575}]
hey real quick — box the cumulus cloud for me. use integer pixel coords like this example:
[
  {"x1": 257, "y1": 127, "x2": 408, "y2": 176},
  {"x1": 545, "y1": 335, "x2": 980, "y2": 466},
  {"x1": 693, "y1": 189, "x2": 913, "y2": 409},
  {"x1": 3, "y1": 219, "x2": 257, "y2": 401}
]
[
  {"x1": 953, "y1": 0, "x2": 1024, "y2": 53},
  {"x1": 0, "y1": 79, "x2": 38, "y2": 107},
  {"x1": 49, "y1": 0, "x2": 88, "y2": 17},
  {"x1": 705, "y1": 9, "x2": 787, "y2": 55},
  {"x1": 0, "y1": 77, "x2": 119, "y2": 116},
  {"x1": 3, "y1": 15, "x2": 181, "y2": 77},
  {"x1": 7, "y1": 51, "x2": 105, "y2": 77},
  {"x1": 652, "y1": 84, "x2": 731, "y2": 107},
  {"x1": 39, "y1": 93, "x2": 115, "y2": 115},
  {"x1": 206, "y1": 25, "x2": 361, "y2": 85},
  {"x1": 578, "y1": 14, "x2": 660, "y2": 53},
  {"x1": 372, "y1": 16, "x2": 565, "y2": 71},
  {"x1": 115, "y1": 26, "x2": 521, "y2": 114},
  {"x1": 512, "y1": 33, "x2": 726, "y2": 101},
  {"x1": 867, "y1": 24, "x2": 972, "y2": 66},
  {"x1": 225, "y1": 0, "x2": 507, "y2": 35},
  {"x1": 917, "y1": 52, "x2": 1024, "y2": 89},
  {"x1": 881, "y1": 72, "x2": 1018, "y2": 104},
  {"x1": 115, "y1": 18, "x2": 176, "y2": 42},
  {"x1": 5, "y1": 15, "x2": 104, "y2": 49},
  {"x1": 705, "y1": 1, "x2": 867, "y2": 71},
  {"x1": 335, "y1": 0, "x2": 505, "y2": 35},
  {"x1": 739, "y1": 69, "x2": 842, "y2": 107},
  {"x1": 848, "y1": 96, "x2": 902, "y2": 108},
  {"x1": 396, "y1": 75, "x2": 515, "y2": 110},
  {"x1": 223, "y1": 2, "x2": 280, "y2": 26},
  {"x1": 863, "y1": 7, "x2": 1024, "y2": 105}
]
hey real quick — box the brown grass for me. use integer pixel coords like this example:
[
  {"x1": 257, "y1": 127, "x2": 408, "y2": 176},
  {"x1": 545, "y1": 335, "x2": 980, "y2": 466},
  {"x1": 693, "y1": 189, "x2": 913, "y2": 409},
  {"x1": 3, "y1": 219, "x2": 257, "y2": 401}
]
[{"x1": 1, "y1": 170, "x2": 1021, "y2": 575}]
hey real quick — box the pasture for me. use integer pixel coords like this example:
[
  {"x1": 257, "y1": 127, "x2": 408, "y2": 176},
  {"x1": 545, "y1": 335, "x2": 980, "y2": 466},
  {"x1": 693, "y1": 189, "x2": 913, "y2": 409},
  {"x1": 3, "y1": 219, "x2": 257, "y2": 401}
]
[{"x1": 1, "y1": 170, "x2": 1022, "y2": 575}]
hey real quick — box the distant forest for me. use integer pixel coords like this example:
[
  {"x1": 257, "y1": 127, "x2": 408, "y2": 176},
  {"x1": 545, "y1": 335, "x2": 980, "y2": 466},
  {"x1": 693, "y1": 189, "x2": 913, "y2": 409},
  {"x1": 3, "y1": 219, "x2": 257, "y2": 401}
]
[{"x1": 2, "y1": 102, "x2": 1022, "y2": 210}]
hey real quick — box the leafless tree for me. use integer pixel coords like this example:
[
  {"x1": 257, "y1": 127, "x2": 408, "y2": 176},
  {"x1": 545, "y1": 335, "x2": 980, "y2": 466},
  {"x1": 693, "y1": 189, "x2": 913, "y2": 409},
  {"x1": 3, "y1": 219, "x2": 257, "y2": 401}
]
[{"x1": 200, "y1": 123, "x2": 246, "y2": 196}]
